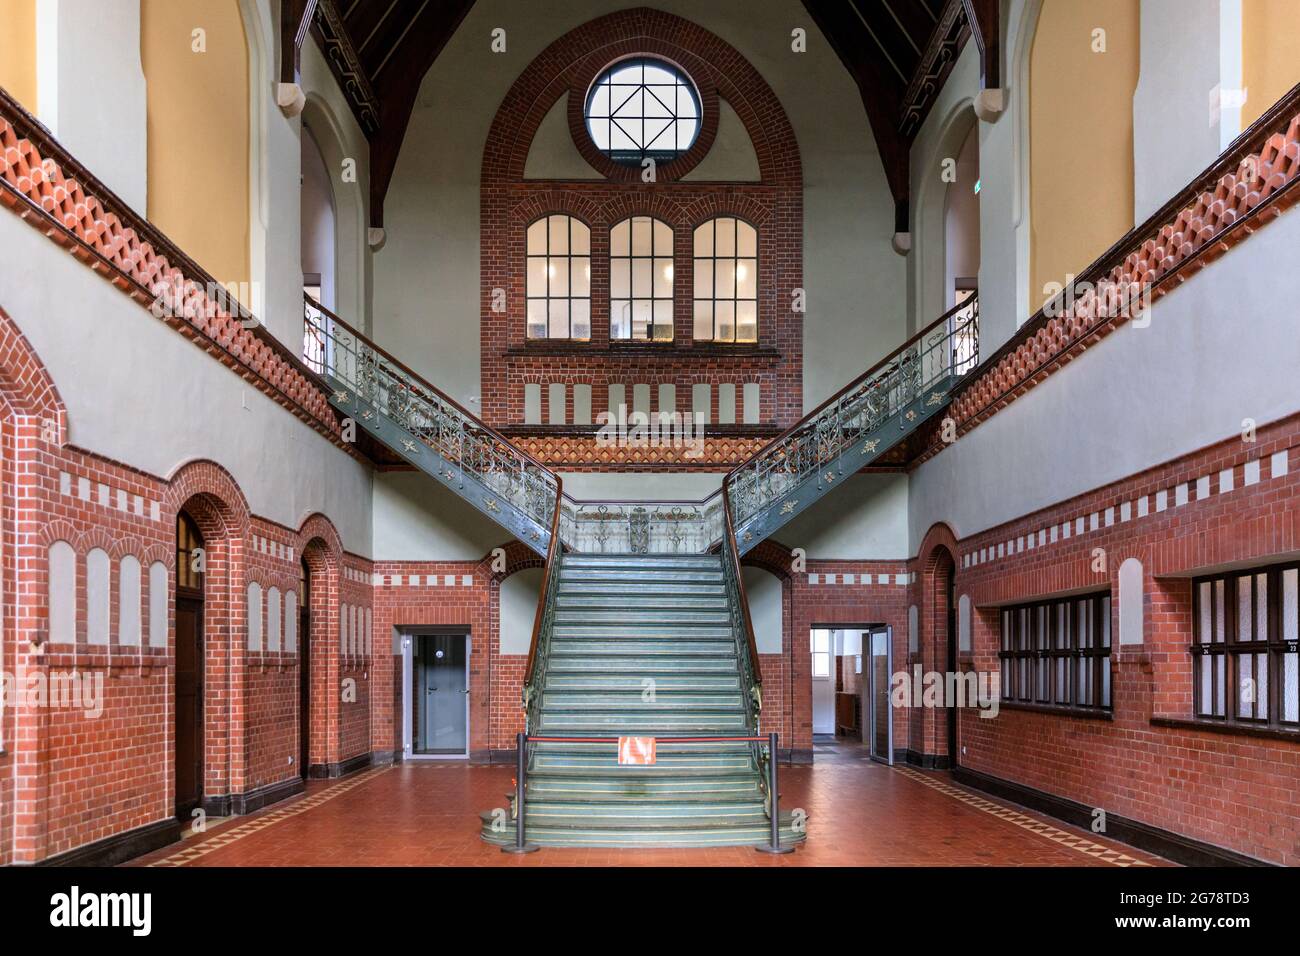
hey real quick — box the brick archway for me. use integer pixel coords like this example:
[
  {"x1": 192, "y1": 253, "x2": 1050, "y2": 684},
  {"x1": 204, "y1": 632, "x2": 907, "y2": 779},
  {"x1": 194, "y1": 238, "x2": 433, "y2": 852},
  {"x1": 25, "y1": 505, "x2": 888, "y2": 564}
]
[
  {"x1": 166, "y1": 460, "x2": 252, "y2": 809},
  {"x1": 915, "y1": 523, "x2": 960, "y2": 765},
  {"x1": 297, "y1": 513, "x2": 344, "y2": 775},
  {"x1": 480, "y1": 7, "x2": 804, "y2": 443}
]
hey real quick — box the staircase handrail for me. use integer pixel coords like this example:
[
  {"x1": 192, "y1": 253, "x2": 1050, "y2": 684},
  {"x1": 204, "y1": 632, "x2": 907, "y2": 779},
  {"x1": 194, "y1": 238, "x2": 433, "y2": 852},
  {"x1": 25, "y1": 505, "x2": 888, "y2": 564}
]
[
  {"x1": 723, "y1": 294, "x2": 979, "y2": 533},
  {"x1": 522, "y1": 483, "x2": 564, "y2": 732}
]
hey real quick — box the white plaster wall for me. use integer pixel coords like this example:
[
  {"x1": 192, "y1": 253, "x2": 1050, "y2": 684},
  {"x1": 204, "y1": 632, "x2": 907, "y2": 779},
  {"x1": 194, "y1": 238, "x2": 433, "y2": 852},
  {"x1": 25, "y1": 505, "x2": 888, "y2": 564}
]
[
  {"x1": 743, "y1": 565, "x2": 784, "y2": 654},
  {"x1": 778, "y1": 473, "x2": 909, "y2": 560},
  {"x1": 908, "y1": 204, "x2": 1300, "y2": 545},
  {"x1": 1133, "y1": 0, "x2": 1227, "y2": 223},
  {"x1": 36, "y1": 0, "x2": 148, "y2": 215},
  {"x1": 500, "y1": 567, "x2": 543, "y2": 655},
  {"x1": 0, "y1": 211, "x2": 374, "y2": 554},
  {"x1": 372, "y1": 471, "x2": 507, "y2": 561}
]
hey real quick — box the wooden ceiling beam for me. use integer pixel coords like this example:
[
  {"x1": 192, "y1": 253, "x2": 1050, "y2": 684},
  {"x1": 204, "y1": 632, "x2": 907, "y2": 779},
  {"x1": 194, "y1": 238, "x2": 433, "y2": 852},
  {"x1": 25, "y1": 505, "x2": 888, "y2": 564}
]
[
  {"x1": 962, "y1": 0, "x2": 1001, "y2": 90},
  {"x1": 311, "y1": 0, "x2": 381, "y2": 137},
  {"x1": 279, "y1": 0, "x2": 319, "y2": 84}
]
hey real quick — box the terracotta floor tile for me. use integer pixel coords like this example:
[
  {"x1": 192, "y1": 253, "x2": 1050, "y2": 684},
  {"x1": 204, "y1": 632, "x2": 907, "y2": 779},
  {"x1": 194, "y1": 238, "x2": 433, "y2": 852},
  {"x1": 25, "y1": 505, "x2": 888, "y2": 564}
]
[{"x1": 129, "y1": 742, "x2": 1170, "y2": 867}]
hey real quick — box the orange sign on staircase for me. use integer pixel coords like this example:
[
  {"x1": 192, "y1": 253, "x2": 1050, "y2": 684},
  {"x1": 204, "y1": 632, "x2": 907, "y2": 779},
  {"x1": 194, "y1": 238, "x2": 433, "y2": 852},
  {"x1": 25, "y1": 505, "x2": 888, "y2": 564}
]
[{"x1": 618, "y1": 736, "x2": 657, "y2": 765}]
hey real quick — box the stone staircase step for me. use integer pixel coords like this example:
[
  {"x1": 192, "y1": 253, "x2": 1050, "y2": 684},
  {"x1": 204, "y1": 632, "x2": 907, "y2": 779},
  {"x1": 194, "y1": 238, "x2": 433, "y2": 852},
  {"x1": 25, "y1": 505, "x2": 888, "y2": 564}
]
[
  {"x1": 537, "y1": 711, "x2": 749, "y2": 733},
  {"x1": 543, "y1": 673, "x2": 741, "y2": 691},
  {"x1": 556, "y1": 594, "x2": 729, "y2": 610},
  {"x1": 544, "y1": 656, "x2": 739, "y2": 674},
  {"x1": 549, "y1": 639, "x2": 735, "y2": 657},
  {"x1": 542, "y1": 691, "x2": 745, "y2": 710}
]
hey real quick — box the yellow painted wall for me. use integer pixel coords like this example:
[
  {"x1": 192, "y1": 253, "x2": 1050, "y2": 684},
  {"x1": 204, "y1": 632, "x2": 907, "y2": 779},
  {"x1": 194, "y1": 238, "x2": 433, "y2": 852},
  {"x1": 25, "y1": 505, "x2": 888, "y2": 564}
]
[
  {"x1": 1029, "y1": 0, "x2": 1139, "y2": 310},
  {"x1": 0, "y1": 0, "x2": 38, "y2": 112},
  {"x1": 141, "y1": 0, "x2": 249, "y2": 288},
  {"x1": 1242, "y1": 0, "x2": 1300, "y2": 127}
]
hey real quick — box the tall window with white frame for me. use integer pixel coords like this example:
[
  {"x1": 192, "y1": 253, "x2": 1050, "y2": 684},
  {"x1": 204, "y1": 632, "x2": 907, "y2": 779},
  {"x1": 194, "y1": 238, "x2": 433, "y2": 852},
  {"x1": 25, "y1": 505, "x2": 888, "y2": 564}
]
[
  {"x1": 1193, "y1": 564, "x2": 1300, "y2": 729},
  {"x1": 610, "y1": 216, "x2": 674, "y2": 341},
  {"x1": 693, "y1": 217, "x2": 757, "y2": 343},
  {"x1": 526, "y1": 215, "x2": 591, "y2": 340}
]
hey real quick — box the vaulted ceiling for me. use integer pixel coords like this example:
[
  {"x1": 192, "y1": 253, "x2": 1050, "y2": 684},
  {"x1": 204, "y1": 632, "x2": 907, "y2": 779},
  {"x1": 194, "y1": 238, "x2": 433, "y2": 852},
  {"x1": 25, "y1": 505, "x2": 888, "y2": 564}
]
[{"x1": 280, "y1": 0, "x2": 996, "y2": 232}]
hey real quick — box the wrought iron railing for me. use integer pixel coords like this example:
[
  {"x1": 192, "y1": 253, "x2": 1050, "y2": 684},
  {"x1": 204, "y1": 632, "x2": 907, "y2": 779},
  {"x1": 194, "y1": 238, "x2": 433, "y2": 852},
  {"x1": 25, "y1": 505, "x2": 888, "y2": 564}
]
[
  {"x1": 725, "y1": 294, "x2": 979, "y2": 536},
  {"x1": 559, "y1": 493, "x2": 724, "y2": 554},
  {"x1": 522, "y1": 491, "x2": 564, "y2": 738},
  {"x1": 304, "y1": 296, "x2": 560, "y2": 551},
  {"x1": 719, "y1": 483, "x2": 768, "y2": 801}
]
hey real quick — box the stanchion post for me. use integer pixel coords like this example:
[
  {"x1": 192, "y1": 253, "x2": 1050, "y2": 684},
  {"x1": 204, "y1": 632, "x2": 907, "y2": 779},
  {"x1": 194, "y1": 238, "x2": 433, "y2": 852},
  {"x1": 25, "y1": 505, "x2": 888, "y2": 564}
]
[
  {"x1": 501, "y1": 731, "x2": 539, "y2": 854},
  {"x1": 755, "y1": 732, "x2": 795, "y2": 854}
]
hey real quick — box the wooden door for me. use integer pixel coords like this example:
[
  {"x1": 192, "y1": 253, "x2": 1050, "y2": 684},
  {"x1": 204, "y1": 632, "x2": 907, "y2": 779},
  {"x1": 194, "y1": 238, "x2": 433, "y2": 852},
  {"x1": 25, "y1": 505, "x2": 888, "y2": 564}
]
[{"x1": 175, "y1": 596, "x2": 203, "y2": 817}]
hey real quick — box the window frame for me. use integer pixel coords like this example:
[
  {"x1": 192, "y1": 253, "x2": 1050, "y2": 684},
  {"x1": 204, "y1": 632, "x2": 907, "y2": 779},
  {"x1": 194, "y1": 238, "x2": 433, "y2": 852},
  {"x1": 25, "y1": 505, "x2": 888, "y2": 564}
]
[
  {"x1": 692, "y1": 216, "x2": 758, "y2": 345},
  {"x1": 1191, "y1": 562, "x2": 1300, "y2": 731},
  {"x1": 608, "y1": 215, "x2": 675, "y2": 342},
  {"x1": 999, "y1": 592, "x2": 1112, "y2": 712},
  {"x1": 583, "y1": 56, "x2": 702, "y2": 167},
  {"x1": 525, "y1": 214, "x2": 592, "y2": 341}
]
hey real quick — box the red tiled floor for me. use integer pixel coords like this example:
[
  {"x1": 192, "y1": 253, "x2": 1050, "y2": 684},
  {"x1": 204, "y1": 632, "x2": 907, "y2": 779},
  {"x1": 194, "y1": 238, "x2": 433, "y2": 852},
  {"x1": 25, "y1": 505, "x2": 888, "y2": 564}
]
[{"x1": 129, "y1": 742, "x2": 1169, "y2": 867}]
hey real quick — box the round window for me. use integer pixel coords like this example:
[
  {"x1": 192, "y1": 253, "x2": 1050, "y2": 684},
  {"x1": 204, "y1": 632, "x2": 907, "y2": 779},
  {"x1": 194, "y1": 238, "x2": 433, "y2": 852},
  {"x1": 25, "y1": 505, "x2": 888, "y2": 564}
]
[{"x1": 584, "y1": 57, "x2": 701, "y2": 166}]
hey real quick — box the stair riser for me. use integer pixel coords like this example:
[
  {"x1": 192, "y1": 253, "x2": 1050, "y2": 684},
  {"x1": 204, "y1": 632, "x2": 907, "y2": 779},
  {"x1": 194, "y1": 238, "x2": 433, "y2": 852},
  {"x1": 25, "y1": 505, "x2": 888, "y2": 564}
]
[
  {"x1": 543, "y1": 693, "x2": 745, "y2": 709},
  {"x1": 550, "y1": 642, "x2": 735, "y2": 657}
]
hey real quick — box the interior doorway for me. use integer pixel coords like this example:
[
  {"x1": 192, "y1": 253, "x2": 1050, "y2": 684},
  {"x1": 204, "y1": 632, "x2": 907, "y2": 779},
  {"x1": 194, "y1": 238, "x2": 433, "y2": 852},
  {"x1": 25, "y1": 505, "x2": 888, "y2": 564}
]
[
  {"x1": 174, "y1": 511, "x2": 205, "y2": 819},
  {"x1": 401, "y1": 630, "x2": 470, "y2": 758},
  {"x1": 810, "y1": 626, "x2": 879, "y2": 745},
  {"x1": 867, "y1": 627, "x2": 894, "y2": 765}
]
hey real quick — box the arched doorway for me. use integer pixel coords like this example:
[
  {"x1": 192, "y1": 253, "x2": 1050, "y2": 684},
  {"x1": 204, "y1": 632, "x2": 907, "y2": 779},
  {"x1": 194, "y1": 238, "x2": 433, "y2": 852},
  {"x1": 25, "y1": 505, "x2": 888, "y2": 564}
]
[
  {"x1": 298, "y1": 558, "x2": 312, "y2": 779},
  {"x1": 174, "y1": 510, "x2": 205, "y2": 819}
]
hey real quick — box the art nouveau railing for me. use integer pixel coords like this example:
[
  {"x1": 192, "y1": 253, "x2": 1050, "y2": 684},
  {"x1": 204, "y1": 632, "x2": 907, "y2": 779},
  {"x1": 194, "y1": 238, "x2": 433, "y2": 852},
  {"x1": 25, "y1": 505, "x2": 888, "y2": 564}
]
[
  {"x1": 558, "y1": 493, "x2": 724, "y2": 554},
  {"x1": 304, "y1": 296, "x2": 560, "y2": 555},
  {"x1": 720, "y1": 481, "x2": 768, "y2": 799},
  {"x1": 724, "y1": 294, "x2": 979, "y2": 552}
]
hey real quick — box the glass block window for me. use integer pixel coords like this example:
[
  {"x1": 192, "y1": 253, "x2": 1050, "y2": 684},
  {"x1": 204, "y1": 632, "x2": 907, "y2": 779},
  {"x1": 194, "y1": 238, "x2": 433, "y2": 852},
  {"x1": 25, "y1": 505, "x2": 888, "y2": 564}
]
[
  {"x1": 999, "y1": 593, "x2": 1112, "y2": 710},
  {"x1": 610, "y1": 216, "x2": 674, "y2": 341},
  {"x1": 584, "y1": 57, "x2": 701, "y2": 166},
  {"x1": 526, "y1": 215, "x2": 591, "y2": 340},
  {"x1": 693, "y1": 217, "x2": 757, "y2": 343},
  {"x1": 1193, "y1": 564, "x2": 1300, "y2": 729}
]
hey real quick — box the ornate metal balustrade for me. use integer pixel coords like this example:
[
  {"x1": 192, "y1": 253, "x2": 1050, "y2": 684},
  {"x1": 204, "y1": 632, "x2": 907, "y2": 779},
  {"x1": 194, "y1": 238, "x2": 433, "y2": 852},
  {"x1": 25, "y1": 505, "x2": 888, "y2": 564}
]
[
  {"x1": 558, "y1": 494, "x2": 724, "y2": 554},
  {"x1": 304, "y1": 296, "x2": 560, "y2": 555},
  {"x1": 724, "y1": 295, "x2": 979, "y2": 553}
]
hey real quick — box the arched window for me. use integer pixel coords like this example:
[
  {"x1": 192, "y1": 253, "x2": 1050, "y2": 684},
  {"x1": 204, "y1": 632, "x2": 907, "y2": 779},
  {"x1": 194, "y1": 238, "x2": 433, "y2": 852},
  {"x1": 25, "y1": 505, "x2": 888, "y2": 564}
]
[
  {"x1": 247, "y1": 582, "x2": 262, "y2": 652},
  {"x1": 267, "y1": 586, "x2": 281, "y2": 653},
  {"x1": 693, "y1": 217, "x2": 757, "y2": 343},
  {"x1": 526, "y1": 215, "x2": 591, "y2": 340},
  {"x1": 610, "y1": 216, "x2": 674, "y2": 341},
  {"x1": 49, "y1": 541, "x2": 77, "y2": 644},
  {"x1": 119, "y1": 556, "x2": 142, "y2": 646},
  {"x1": 176, "y1": 512, "x2": 204, "y2": 593},
  {"x1": 86, "y1": 548, "x2": 110, "y2": 646},
  {"x1": 584, "y1": 57, "x2": 701, "y2": 166}
]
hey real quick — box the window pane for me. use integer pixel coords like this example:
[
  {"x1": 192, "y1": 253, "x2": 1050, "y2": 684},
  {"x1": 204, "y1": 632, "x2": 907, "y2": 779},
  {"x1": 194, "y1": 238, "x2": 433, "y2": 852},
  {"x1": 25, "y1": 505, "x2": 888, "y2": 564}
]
[
  {"x1": 737, "y1": 220, "x2": 757, "y2": 257},
  {"x1": 632, "y1": 217, "x2": 652, "y2": 255},
  {"x1": 654, "y1": 219, "x2": 673, "y2": 255},
  {"x1": 611, "y1": 300, "x2": 631, "y2": 339},
  {"x1": 694, "y1": 260, "x2": 713, "y2": 299},
  {"x1": 527, "y1": 218, "x2": 547, "y2": 254},
  {"x1": 548, "y1": 215, "x2": 569, "y2": 254},
  {"x1": 1238, "y1": 653, "x2": 1254, "y2": 718},
  {"x1": 632, "y1": 258, "x2": 652, "y2": 298},
  {"x1": 527, "y1": 257, "x2": 548, "y2": 298},
  {"x1": 716, "y1": 217, "x2": 736, "y2": 256},
  {"x1": 1256, "y1": 574, "x2": 1268, "y2": 643},
  {"x1": 550, "y1": 257, "x2": 569, "y2": 296},
  {"x1": 632, "y1": 300, "x2": 652, "y2": 338},
  {"x1": 694, "y1": 221, "x2": 713, "y2": 257},
  {"x1": 571, "y1": 221, "x2": 590, "y2": 255},
  {"x1": 571, "y1": 258, "x2": 590, "y2": 297},
  {"x1": 1238, "y1": 576, "x2": 1253, "y2": 641},
  {"x1": 527, "y1": 300, "x2": 547, "y2": 338},
  {"x1": 1255, "y1": 652, "x2": 1268, "y2": 720},
  {"x1": 715, "y1": 259, "x2": 736, "y2": 298},
  {"x1": 715, "y1": 301, "x2": 735, "y2": 342},
  {"x1": 1285, "y1": 651, "x2": 1298, "y2": 722},
  {"x1": 652, "y1": 300, "x2": 673, "y2": 340},
  {"x1": 548, "y1": 300, "x2": 569, "y2": 338},
  {"x1": 611, "y1": 218, "x2": 630, "y2": 256},
  {"x1": 694, "y1": 301, "x2": 713, "y2": 340},
  {"x1": 611, "y1": 259, "x2": 631, "y2": 299},
  {"x1": 737, "y1": 258, "x2": 757, "y2": 299},
  {"x1": 571, "y1": 300, "x2": 590, "y2": 340},
  {"x1": 1198, "y1": 581, "x2": 1212, "y2": 642},
  {"x1": 653, "y1": 257, "x2": 673, "y2": 298},
  {"x1": 736, "y1": 301, "x2": 757, "y2": 342}
]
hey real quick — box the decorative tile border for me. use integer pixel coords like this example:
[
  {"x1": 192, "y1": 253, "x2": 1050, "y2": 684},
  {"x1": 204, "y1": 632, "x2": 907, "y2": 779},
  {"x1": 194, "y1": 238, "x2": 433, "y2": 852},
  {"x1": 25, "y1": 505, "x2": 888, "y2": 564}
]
[
  {"x1": 807, "y1": 570, "x2": 913, "y2": 587},
  {"x1": 962, "y1": 447, "x2": 1292, "y2": 569},
  {"x1": 58, "y1": 469, "x2": 161, "y2": 522},
  {"x1": 146, "y1": 767, "x2": 391, "y2": 867},
  {"x1": 895, "y1": 767, "x2": 1153, "y2": 867},
  {"x1": 377, "y1": 572, "x2": 476, "y2": 589}
]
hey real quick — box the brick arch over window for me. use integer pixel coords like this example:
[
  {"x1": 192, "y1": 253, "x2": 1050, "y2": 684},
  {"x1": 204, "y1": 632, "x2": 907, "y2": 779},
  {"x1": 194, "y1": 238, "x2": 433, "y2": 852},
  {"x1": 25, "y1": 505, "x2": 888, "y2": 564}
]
[{"x1": 481, "y1": 8, "x2": 804, "y2": 450}]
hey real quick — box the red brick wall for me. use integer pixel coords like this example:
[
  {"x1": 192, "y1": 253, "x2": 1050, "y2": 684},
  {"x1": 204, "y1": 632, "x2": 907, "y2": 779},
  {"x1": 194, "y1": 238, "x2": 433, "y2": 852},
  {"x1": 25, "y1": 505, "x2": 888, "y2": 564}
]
[
  {"x1": 479, "y1": 9, "x2": 804, "y2": 453},
  {"x1": 922, "y1": 412, "x2": 1300, "y2": 864}
]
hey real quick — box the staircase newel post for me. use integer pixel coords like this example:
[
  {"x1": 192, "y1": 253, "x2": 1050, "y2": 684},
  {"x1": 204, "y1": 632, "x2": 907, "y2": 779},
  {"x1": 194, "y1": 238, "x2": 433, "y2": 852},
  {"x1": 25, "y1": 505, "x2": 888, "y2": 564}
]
[
  {"x1": 502, "y1": 731, "x2": 539, "y2": 854},
  {"x1": 756, "y1": 732, "x2": 795, "y2": 854}
]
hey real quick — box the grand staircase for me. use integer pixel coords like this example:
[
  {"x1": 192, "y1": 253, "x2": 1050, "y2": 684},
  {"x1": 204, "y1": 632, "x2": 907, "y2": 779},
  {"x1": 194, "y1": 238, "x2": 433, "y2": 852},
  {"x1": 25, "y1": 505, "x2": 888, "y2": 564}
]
[
  {"x1": 301, "y1": 292, "x2": 979, "y2": 850},
  {"x1": 480, "y1": 552, "x2": 804, "y2": 848}
]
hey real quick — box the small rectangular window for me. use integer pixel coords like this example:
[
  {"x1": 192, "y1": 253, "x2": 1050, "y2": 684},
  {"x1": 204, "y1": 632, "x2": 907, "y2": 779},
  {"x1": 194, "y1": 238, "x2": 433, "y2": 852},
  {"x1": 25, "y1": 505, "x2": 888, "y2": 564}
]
[{"x1": 998, "y1": 593, "x2": 1112, "y2": 712}]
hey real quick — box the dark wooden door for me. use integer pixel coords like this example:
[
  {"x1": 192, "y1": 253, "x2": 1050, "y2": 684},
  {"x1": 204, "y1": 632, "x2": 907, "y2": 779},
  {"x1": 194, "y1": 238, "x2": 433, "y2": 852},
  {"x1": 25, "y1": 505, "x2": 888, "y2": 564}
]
[
  {"x1": 946, "y1": 573, "x2": 958, "y2": 768},
  {"x1": 299, "y1": 603, "x2": 311, "y2": 778},
  {"x1": 175, "y1": 596, "x2": 203, "y2": 818}
]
